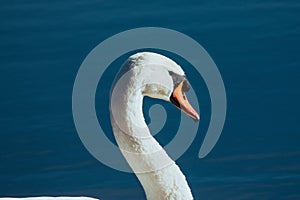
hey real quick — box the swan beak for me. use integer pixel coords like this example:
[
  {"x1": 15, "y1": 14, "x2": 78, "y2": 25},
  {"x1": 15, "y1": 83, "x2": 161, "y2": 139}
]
[{"x1": 170, "y1": 81, "x2": 200, "y2": 122}]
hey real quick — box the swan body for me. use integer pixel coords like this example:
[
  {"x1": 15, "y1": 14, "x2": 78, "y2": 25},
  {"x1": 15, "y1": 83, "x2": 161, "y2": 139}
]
[
  {"x1": 1, "y1": 198, "x2": 98, "y2": 200},
  {"x1": 1, "y1": 52, "x2": 199, "y2": 200}
]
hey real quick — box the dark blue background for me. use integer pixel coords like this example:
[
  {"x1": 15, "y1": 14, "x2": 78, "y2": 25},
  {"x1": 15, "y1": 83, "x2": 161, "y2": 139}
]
[{"x1": 1, "y1": 0, "x2": 299, "y2": 199}]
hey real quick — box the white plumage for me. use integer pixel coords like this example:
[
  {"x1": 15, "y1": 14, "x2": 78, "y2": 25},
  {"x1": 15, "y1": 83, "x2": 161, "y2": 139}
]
[{"x1": 110, "y1": 52, "x2": 194, "y2": 200}]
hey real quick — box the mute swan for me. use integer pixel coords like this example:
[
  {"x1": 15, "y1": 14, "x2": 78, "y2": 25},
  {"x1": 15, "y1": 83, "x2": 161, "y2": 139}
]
[
  {"x1": 110, "y1": 52, "x2": 199, "y2": 200},
  {"x1": 2, "y1": 52, "x2": 199, "y2": 200}
]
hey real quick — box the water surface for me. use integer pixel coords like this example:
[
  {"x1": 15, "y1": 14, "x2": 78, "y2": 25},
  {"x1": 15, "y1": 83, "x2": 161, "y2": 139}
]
[{"x1": 0, "y1": 0, "x2": 300, "y2": 199}]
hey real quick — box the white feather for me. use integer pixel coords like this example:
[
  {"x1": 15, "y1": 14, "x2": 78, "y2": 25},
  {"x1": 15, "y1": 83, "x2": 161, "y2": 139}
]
[{"x1": 110, "y1": 52, "x2": 193, "y2": 200}]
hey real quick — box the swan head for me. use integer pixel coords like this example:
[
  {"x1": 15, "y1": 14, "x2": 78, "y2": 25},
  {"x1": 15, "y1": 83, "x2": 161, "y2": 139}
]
[{"x1": 127, "y1": 52, "x2": 200, "y2": 121}]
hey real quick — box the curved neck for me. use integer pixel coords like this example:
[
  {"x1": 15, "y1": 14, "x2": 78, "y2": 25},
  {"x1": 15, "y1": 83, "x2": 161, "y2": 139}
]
[
  {"x1": 110, "y1": 77, "x2": 173, "y2": 172},
  {"x1": 110, "y1": 70, "x2": 193, "y2": 199}
]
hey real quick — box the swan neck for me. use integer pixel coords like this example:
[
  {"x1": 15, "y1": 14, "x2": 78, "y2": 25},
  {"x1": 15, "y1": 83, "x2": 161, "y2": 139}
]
[{"x1": 110, "y1": 66, "x2": 193, "y2": 200}]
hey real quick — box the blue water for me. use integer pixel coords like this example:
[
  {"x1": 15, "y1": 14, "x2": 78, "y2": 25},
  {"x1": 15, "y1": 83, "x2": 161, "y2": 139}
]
[{"x1": 1, "y1": 0, "x2": 300, "y2": 199}]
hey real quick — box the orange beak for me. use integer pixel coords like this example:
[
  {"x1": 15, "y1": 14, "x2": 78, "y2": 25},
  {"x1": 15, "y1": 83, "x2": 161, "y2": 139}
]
[{"x1": 170, "y1": 81, "x2": 200, "y2": 121}]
